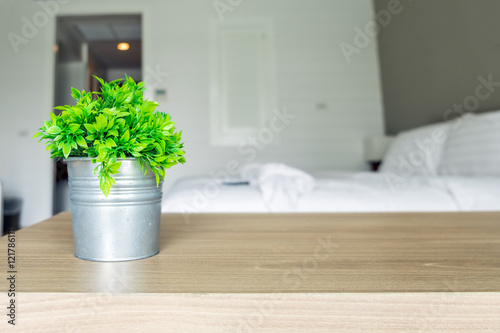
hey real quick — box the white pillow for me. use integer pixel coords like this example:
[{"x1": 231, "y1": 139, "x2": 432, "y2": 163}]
[
  {"x1": 379, "y1": 122, "x2": 450, "y2": 176},
  {"x1": 438, "y1": 111, "x2": 500, "y2": 176}
]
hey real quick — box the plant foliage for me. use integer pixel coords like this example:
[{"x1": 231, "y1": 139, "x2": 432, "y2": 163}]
[{"x1": 34, "y1": 75, "x2": 185, "y2": 196}]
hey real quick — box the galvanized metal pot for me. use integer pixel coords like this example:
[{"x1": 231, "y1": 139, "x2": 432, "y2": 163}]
[{"x1": 66, "y1": 157, "x2": 162, "y2": 262}]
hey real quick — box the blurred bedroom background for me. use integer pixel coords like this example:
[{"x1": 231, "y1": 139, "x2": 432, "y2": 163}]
[{"x1": 1, "y1": 0, "x2": 500, "y2": 230}]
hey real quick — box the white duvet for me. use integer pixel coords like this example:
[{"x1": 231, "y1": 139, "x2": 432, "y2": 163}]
[{"x1": 162, "y1": 171, "x2": 500, "y2": 213}]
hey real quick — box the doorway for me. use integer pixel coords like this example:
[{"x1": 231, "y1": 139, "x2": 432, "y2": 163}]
[{"x1": 53, "y1": 14, "x2": 142, "y2": 213}]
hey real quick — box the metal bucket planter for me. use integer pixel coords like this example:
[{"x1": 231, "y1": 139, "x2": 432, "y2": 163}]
[{"x1": 66, "y1": 157, "x2": 162, "y2": 262}]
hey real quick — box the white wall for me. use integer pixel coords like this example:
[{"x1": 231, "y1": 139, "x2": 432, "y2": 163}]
[
  {"x1": 144, "y1": 0, "x2": 384, "y2": 184},
  {"x1": 0, "y1": 0, "x2": 56, "y2": 228},
  {"x1": 0, "y1": 0, "x2": 384, "y2": 228}
]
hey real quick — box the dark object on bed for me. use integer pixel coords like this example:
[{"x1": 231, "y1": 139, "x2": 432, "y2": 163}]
[{"x1": 221, "y1": 181, "x2": 250, "y2": 186}]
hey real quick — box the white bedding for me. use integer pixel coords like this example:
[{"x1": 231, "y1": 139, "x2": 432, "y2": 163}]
[
  {"x1": 163, "y1": 111, "x2": 500, "y2": 214},
  {"x1": 162, "y1": 176, "x2": 268, "y2": 213},
  {"x1": 440, "y1": 176, "x2": 500, "y2": 211},
  {"x1": 162, "y1": 171, "x2": 500, "y2": 213}
]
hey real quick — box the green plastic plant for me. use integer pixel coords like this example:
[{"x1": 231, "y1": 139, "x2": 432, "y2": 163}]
[{"x1": 34, "y1": 75, "x2": 185, "y2": 196}]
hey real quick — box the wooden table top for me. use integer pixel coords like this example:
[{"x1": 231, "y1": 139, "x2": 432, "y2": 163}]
[{"x1": 1, "y1": 211, "x2": 500, "y2": 294}]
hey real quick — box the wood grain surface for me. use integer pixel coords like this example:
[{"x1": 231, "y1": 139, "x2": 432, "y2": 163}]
[
  {"x1": 0, "y1": 212, "x2": 499, "y2": 332},
  {"x1": 0, "y1": 212, "x2": 500, "y2": 293},
  {"x1": 9, "y1": 292, "x2": 500, "y2": 333}
]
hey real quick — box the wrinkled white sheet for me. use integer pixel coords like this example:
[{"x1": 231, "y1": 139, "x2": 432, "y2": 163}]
[
  {"x1": 243, "y1": 163, "x2": 315, "y2": 212},
  {"x1": 439, "y1": 176, "x2": 500, "y2": 211}
]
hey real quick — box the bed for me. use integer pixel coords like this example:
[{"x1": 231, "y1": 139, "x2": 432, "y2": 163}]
[{"x1": 162, "y1": 110, "x2": 500, "y2": 214}]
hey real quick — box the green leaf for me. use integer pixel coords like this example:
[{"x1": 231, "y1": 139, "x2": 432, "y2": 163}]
[
  {"x1": 108, "y1": 129, "x2": 119, "y2": 137},
  {"x1": 100, "y1": 176, "x2": 111, "y2": 197},
  {"x1": 71, "y1": 87, "x2": 81, "y2": 101},
  {"x1": 154, "y1": 142, "x2": 163, "y2": 154},
  {"x1": 76, "y1": 136, "x2": 88, "y2": 148},
  {"x1": 117, "y1": 112, "x2": 130, "y2": 118},
  {"x1": 153, "y1": 169, "x2": 160, "y2": 186},
  {"x1": 69, "y1": 124, "x2": 80, "y2": 133},
  {"x1": 46, "y1": 126, "x2": 62, "y2": 135},
  {"x1": 122, "y1": 130, "x2": 130, "y2": 142},
  {"x1": 84, "y1": 124, "x2": 96, "y2": 133},
  {"x1": 154, "y1": 155, "x2": 168, "y2": 163},
  {"x1": 132, "y1": 143, "x2": 147, "y2": 152},
  {"x1": 107, "y1": 118, "x2": 115, "y2": 130},
  {"x1": 96, "y1": 149, "x2": 108, "y2": 162},
  {"x1": 105, "y1": 138, "x2": 116, "y2": 149},
  {"x1": 131, "y1": 151, "x2": 142, "y2": 158},
  {"x1": 49, "y1": 112, "x2": 57, "y2": 123},
  {"x1": 108, "y1": 162, "x2": 121, "y2": 174},
  {"x1": 97, "y1": 114, "x2": 107, "y2": 131},
  {"x1": 62, "y1": 142, "x2": 71, "y2": 158},
  {"x1": 93, "y1": 75, "x2": 105, "y2": 86}
]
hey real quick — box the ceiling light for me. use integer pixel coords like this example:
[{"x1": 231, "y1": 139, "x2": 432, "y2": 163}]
[{"x1": 117, "y1": 42, "x2": 130, "y2": 51}]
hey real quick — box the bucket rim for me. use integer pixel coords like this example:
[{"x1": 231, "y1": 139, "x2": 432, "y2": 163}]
[{"x1": 65, "y1": 157, "x2": 139, "y2": 162}]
